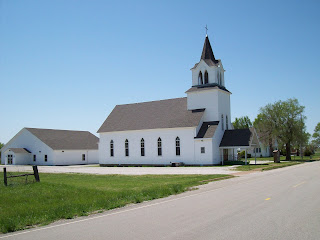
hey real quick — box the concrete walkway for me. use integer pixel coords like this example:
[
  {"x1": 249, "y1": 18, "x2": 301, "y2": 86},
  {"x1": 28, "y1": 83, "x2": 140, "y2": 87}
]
[{"x1": 0, "y1": 164, "x2": 240, "y2": 175}]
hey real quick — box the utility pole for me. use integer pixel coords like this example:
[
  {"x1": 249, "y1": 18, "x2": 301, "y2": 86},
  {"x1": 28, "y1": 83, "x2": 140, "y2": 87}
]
[{"x1": 300, "y1": 114, "x2": 303, "y2": 160}]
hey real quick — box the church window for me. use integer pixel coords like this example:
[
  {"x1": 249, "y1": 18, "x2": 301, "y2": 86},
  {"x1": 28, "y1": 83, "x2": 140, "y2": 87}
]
[
  {"x1": 204, "y1": 71, "x2": 209, "y2": 84},
  {"x1": 157, "y1": 137, "x2": 162, "y2": 156},
  {"x1": 198, "y1": 71, "x2": 203, "y2": 85},
  {"x1": 82, "y1": 154, "x2": 85, "y2": 161},
  {"x1": 226, "y1": 115, "x2": 229, "y2": 130},
  {"x1": 141, "y1": 138, "x2": 145, "y2": 156},
  {"x1": 110, "y1": 140, "x2": 114, "y2": 157},
  {"x1": 125, "y1": 139, "x2": 129, "y2": 157},
  {"x1": 45, "y1": 155, "x2": 48, "y2": 162},
  {"x1": 33, "y1": 155, "x2": 36, "y2": 162},
  {"x1": 176, "y1": 137, "x2": 180, "y2": 156},
  {"x1": 221, "y1": 115, "x2": 224, "y2": 130},
  {"x1": 201, "y1": 147, "x2": 205, "y2": 154}
]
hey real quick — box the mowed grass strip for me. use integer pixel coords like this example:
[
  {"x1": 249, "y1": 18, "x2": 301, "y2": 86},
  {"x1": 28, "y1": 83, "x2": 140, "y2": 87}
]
[
  {"x1": 235, "y1": 161, "x2": 303, "y2": 171},
  {"x1": 246, "y1": 151, "x2": 320, "y2": 162},
  {"x1": 0, "y1": 173, "x2": 232, "y2": 233}
]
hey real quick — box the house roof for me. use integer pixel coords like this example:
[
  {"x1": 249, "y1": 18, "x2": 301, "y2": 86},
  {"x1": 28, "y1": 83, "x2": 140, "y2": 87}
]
[
  {"x1": 186, "y1": 83, "x2": 231, "y2": 94},
  {"x1": 97, "y1": 97, "x2": 205, "y2": 133},
  {"x1": 7, "y1": 148, "x2": 31, "y2": 154},
  {"x1": 26, "y1": 128, "x2": 99, "y2": 150},
  {"x1": 219, "y1": 129, "x2": 253, "y2": 147},
  {"x1": 195, "y1": 121, "x2": 219, "y2": 138}
]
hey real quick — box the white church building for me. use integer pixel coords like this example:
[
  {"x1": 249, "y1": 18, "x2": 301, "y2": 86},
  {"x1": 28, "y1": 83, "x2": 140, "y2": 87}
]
[{"x1": 98, "y1": 35, "x2": 257, "y2": 166}]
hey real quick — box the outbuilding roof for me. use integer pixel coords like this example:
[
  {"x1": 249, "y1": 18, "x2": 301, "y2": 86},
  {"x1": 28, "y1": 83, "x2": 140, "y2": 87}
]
[
  {"x1": 7, "y1": 148, "x2": 31, "y2": 154},
  {"x1": 97, "y1": 97, "x2": 205, "y2": 133},
  {"x1": 26, "y1": 128, "x2": 99, "y2": 150}
]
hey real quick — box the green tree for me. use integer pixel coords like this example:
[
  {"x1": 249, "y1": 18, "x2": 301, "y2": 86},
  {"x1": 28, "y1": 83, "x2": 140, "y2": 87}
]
[
  {"x1": 254, "y1": 113, "x2": 274, "y2": 156},
  {"x1": 312, "y1": 122, "x2": 320, "y2": 146},
  {"x1": 254, "y1": 98, "x2": 306, "y2": 161},
  {"x1": 232, "y1": 116, "x2": 252, "y2": 129}
]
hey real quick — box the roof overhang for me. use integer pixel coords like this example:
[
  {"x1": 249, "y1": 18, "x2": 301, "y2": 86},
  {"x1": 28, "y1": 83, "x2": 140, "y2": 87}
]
[
  {"x1": 6, "y1": 148, "x2": 32, "y2": 154},
  {"x1": 219, "y1": 128, "x2": 259, "y2": 148}
]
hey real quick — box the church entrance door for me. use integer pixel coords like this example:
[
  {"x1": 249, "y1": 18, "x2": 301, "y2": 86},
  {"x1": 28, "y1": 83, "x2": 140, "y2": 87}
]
[{"x1": 223, "y1": 149, "x2": 228, "y2": 161}]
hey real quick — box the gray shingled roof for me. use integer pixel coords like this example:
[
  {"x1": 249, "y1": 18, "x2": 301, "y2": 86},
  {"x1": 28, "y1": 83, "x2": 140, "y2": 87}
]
[
  {"x1": 26, "y1": 128, "x2": 99, "y2": 150},
  {"x1": 98, "y1": 97, "x2": 205, "y2": 133},
  {"x1": 195, "y1": 121, "x2": 219, "y2": 138},
  {"x1": 186, "y1": 83, "x2": 231, "y2": 94},
  {"x1": 8, "y1": 148, "x2": 31, "y2": 154},
  {"x1": 219, "y1": 129, "x2": 252, "y2": 147}
]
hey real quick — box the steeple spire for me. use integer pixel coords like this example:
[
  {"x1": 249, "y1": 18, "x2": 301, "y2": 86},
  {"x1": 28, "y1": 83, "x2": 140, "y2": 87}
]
[{"x1": 200, "y1": 35, "x2": 218, "y2": 64}]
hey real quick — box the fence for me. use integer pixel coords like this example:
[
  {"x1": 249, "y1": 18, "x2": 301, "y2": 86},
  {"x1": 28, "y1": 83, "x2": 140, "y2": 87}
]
[{"x1": 3, "y1": 165, "x2": 40, "y2": 186}]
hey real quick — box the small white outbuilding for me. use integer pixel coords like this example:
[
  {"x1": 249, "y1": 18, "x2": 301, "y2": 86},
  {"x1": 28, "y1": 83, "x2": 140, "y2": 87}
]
[{"x1": 1, "y1": 128, "x2": 99, "y2": 165}]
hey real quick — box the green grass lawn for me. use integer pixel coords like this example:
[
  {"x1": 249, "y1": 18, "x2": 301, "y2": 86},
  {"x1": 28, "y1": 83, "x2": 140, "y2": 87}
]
[
  {"x1": 235, "y1": 161, "x2": 303, "y2": 171},
  {"x1": 0, "y1": 173, "x2": 231, "y2": 234},
  {"x1": 246, "y1": 151, "x2": 320, "y2": 162}
]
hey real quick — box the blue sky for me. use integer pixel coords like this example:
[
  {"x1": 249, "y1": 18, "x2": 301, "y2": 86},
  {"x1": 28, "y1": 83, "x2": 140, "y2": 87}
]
[{"x1": 1, "y1": 0, "x2": 319, "y2": 144}]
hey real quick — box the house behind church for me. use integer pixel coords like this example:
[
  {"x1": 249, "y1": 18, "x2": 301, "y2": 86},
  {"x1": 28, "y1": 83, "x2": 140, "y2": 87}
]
[{"x1": 98, "y1": 35, "x2": 258, "y2": 165}]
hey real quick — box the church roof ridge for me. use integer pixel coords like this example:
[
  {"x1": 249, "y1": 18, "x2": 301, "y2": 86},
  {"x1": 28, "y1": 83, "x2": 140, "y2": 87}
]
[{"x1": 115, "y1": 97, "x2": 187, "y2": 107}]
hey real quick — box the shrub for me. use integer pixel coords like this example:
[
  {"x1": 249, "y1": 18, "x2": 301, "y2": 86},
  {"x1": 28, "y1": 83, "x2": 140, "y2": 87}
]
[
  {"x1": 304, "y1": 149, "x2": 312, "y2": 156},
  {"x1": 238, "y1": 151, "x2": 251, "y2": 158},
  {"x1": 238, "y1": 151, "x2": 245, "y2": 158}
]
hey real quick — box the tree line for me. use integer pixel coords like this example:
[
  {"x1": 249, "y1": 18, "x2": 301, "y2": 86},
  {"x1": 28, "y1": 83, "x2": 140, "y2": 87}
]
[{"x1": 232, "y1": 98, "x2": 319, "y2": 160}]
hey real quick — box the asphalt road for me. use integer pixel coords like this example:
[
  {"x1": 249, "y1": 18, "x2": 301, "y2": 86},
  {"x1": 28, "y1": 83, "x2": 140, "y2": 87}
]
[{"x1": 2, "y1": 161, "x2": 320, "y2": 240}]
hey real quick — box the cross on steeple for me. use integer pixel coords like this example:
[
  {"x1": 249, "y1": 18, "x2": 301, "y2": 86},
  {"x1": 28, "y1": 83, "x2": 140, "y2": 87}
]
[{"x1": 205, "y1": 25, "x2": 208, "y2": 36}]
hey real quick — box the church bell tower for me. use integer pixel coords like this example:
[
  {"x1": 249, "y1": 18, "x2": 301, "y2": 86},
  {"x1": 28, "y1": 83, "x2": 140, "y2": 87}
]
[{"x1": 186, "y1": 35, "x2": 231, "y2": 130}]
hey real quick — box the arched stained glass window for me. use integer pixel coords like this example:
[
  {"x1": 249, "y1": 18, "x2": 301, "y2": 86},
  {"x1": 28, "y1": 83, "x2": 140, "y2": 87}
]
[
  {"x1": 221, "y1": 115, "x2": 224, "y2": 130},
  {"x1": 176, "y1": 137, "x2": 180, "y2": 156},
  {"x1": 157, "y1": 137, "x2": 162, "y2": 156},
  {"x1": 141, "y1": 138, "x2": 145, "y2": 156}
]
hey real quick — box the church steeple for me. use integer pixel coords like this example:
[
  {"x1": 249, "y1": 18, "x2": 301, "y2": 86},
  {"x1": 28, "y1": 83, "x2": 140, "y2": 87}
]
[
  {"x1": 190, "y1": 35, "x2": 225, "y2": 88},
  {"x1": 201, "y1": 35, "x2": 219, "y2": 64}
]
